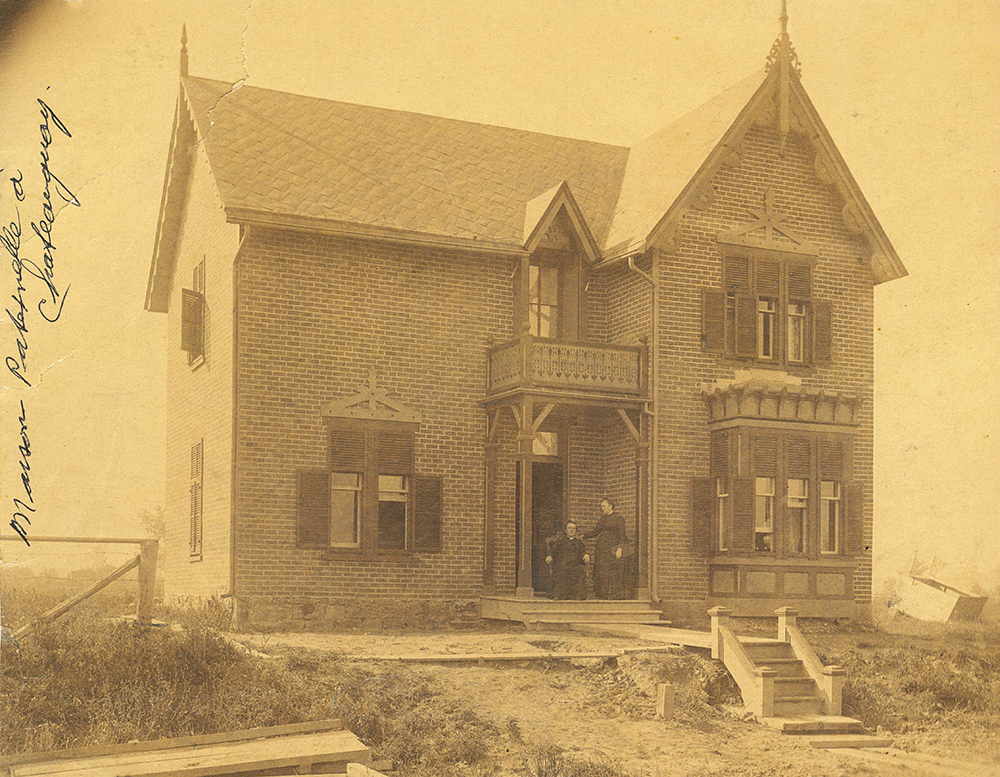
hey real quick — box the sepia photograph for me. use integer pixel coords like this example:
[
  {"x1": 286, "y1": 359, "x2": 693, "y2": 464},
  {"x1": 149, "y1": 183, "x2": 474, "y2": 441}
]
[{"x1": 0, "y1": 1, "x2": 997, "y2": 775}]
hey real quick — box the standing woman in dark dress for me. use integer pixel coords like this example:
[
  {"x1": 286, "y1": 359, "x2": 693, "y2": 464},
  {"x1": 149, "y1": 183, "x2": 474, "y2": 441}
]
[{"x1": 585, "y1": 498, "x2": 628, "y2": 599}]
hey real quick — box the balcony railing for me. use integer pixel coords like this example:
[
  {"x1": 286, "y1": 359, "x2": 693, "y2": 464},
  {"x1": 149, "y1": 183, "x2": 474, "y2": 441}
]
[{"x1": 487, "y1": 336, "x2": 644, "y2": 397}]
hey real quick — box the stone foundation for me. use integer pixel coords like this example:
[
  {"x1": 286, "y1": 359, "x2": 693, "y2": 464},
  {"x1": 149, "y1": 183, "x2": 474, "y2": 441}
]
[{"x1": 234, "y1": 596, "x2": 482, "y2": 633}]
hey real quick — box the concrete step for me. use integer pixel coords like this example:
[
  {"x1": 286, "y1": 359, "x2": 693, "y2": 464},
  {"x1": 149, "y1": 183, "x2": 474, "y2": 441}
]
[
  {"x1": 802, "y1": 734, "x2": 894, "y2": 749},
  {"x1": 760, "y1": 715, "x2": 864, "y2": 735}
]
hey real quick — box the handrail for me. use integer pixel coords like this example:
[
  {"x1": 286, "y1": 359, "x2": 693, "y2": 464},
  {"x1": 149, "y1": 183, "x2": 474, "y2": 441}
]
[
  {"x1": 719, "y1": 625, "x2": 760, "y2": 706},
  {"x1": 776, "y1": 606, "x2": 845, "y2": 715}
]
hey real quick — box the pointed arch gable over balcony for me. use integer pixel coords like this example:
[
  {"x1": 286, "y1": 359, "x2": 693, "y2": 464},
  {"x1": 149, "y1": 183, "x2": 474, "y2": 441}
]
[{"x1": 523, "y1": 181, "x2": 601, "y2": 263}]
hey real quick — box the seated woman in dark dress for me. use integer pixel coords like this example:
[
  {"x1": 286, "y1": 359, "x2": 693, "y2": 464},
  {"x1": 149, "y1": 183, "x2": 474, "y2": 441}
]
[
  {"x1": 585, "y1": 498, "x2": 629, "y2": 599},
  {"x1": 545, "y1": 521, "x2": 590, "y2": 600}
]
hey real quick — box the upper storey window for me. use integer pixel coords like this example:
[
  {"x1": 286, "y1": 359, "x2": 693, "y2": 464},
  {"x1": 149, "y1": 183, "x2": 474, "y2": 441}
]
[
  {"x1": 528, "y1": 262, "x2": 561, "y2": 338},
  {"x1": 705, "y1": 252, "x2": 831, "y2": 367}
]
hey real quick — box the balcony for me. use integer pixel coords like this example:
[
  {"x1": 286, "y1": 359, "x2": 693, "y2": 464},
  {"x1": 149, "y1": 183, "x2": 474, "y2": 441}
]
[{"x1": 486, "y1": 336, "x2": 645, "y2": 399}]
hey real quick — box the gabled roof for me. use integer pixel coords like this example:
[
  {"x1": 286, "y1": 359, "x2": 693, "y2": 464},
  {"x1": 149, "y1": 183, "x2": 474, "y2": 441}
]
[
  {"x1": 183, "y1": 76, "x2": 629, "y2": 248},
  {"x1": 603, "y1": 70, "x2": 767, "y2": 257},
  {"x1": 148, "y1": 52, "x2": 907, "y2": 312}
]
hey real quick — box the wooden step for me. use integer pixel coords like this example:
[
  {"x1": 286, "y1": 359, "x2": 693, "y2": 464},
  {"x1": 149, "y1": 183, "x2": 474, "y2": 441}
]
[
  {"x1": 773, "y1": 677, "x2": 818, "y2": 695},
  {"x1": 773, "y1": 696, "x2": 824, "y2": 716},
  {"x1": 802, "y1": 734, "x2": 894, "y2": 749},
  {"x1": 758, "y1": 658, "x2": 809, "y2": 677},
  {"x1": 760, "y1": 715, "x2": 864, "y2": 734},
  {"x1": 528, "y1": 612, "x2": 664, "y2": 624},
  {"x1": 743, "y1": 641, "x2": 796, "y2": 660}
]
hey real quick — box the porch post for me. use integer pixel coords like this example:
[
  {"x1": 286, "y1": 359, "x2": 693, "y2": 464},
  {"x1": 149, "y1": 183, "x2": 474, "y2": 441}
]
[
  {"x1": 516, "y1": 395, "x2": 535, "y2": 598},
  {"x1": 635, "y1": 415, "x2": 651, "y2": 599},
  {"x1": 483, "y1": 439, "x2": 499, "y2": 596}
]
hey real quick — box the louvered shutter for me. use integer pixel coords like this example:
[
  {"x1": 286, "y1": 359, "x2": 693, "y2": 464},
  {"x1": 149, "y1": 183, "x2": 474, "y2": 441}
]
[
  {"x1": 712, "y1": 431, "x2": 730, "y2": 479},
  {"x1": 752, "y1": 435, "x2": 778, "y2": 475},
  {"x1": 819, "y1": 438, "x2": 844, "y2": 480},
  {"x1": 378, "y1": 430, "x2": 414, "y2": 475},
  {"x1": 181, "y1": 289, "x2": 204, "y2": 354},
  {"x1": 735, "y1": 293, "x2": 757, "y2": 357},
  {"x1": 731, "y1": 477, "x2": 755, "y2": 551},
  {"x1": 692, "y1": 478, "x2": 715, "y2": 556},
  {"x1": 756, "y1": 260, "x2": 781, "y2": 297},
  {"x1": 724, "y1": 256, "x2": 750, "y2": 292},
  {"x1": 814, "y1": 300, "x2": 832, "y2": 362},
  {"x1": 787, "y1": 264, "x2": 812, "y2": 300},
  {"x1": 298, "y1": 470, "x2": 330, "y2": 546},
  {"x1": 190, "y1": 441, "x2": 203, "y2": 556},
  {"x1": 330, "y1": 429, "x2": 365, "y2": 471},
  {"x1": 843, "y1": 482, "x2": 864, "y2": 557},
  {"x1": 702, "y1": 289, "x2": 726, "y2": 353},
  {"x1": 413, "y1": 475, "x2": 443, "y2": 552},
  {"x1": 787, "y1": 436, "x2": 811, "y2": 479}
]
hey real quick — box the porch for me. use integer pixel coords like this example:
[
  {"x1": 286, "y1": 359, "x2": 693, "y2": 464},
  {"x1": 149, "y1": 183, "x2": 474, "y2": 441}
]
[{"x1": 481, "y1": 594, "x2": 665, "y2": 630}]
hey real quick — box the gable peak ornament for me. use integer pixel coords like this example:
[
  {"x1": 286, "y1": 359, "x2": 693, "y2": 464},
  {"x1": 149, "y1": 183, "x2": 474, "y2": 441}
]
[
  {"x1": 321, "y1": 368, "x2": 422, "y2": 423},
  {"x1": 717, "y1": 188, "x2": 818, "y2": 255},
  {"x1": 763, "y1": 0, "x2": 801, "y2": 157}
]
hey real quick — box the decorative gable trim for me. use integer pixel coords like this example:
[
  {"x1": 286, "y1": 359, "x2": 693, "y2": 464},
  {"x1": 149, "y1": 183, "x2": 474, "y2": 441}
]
[
  {"x1": 625, "y1": 68, "x2": 906, "y2": 285},
  {"x1": 321, "y1": 369, "x2": 423, "y2": 424},
  {"x1": 523, "y1": 181, "x2": 601, "y2": 263},
  {"x1": 717, "y1": 188, "x2": 819, "y2": 256},
  {"x1": 145, "y1": 87, "x2": 199, "y2": 313}
]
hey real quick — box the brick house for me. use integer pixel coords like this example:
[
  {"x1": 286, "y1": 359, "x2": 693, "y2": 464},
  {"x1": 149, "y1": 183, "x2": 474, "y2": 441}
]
[{"x1": 145, "y1": 29, "x2": 905, "y2": 629}]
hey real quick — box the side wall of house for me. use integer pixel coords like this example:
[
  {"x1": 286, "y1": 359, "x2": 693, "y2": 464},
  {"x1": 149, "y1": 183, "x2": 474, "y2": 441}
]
[
  {"x1": 654, "y1": 124, "x2": 875, "y2": 621},
  {"x1": 164, "y1": 146, "x2": 239, "y2": 600},
  {"x1": 234, "y1": 230, "x2": 510, "y2": 629}
]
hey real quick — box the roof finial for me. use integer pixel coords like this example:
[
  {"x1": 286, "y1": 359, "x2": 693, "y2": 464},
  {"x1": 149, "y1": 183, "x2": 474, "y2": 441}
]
[
  {"x1": 780, "y1": 0, "x2": 788, "y2": 36},
  {"x1": 180, "y1": 24, "x2": 189, "y2": 77}
]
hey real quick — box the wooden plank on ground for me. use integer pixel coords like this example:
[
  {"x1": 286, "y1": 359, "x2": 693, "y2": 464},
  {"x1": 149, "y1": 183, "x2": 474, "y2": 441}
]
[
  {"x1": 8, "y1": 729, "x2": 366, "y2": 777},
  {"x1": 2, "y1": 720, "x2": 344, "y2": 768}
]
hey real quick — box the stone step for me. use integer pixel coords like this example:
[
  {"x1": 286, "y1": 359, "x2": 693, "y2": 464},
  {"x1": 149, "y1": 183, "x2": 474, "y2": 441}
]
[{"x1": 802, "y1": 734, "x2": 894, "y2": 749}]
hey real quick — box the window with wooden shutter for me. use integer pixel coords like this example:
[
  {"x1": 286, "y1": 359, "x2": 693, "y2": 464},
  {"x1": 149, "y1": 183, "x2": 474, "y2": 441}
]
[
  {"x1": 189, "y1": 440, "x2": 203, "y2": 559},
  {"x1": 843, "y1": 482, "x2": 864, "y2": 557},
  {"x1": 702, "y1": 289, "x2": 726, "y2": 353},
  {"x1": 731, "y1": 477, "x2": 755, "y2": 552},
  {"x1": 413, "y1": 476, "x2": 444, "y2": 552},
  {"x1": 703, "y1": 253, "x2": 831, "y2": 367},
  {"x1": 182, "y1": 259, "x2": 206, "y2": 361},
  {"x1": 752, "y1": 435, "x2": 778, "y2": 475},
  {"x1": 691, "y1": 478, "x2": 715, "y2": 556},
  {"x1": 298, "y1": 470, "x2": 331, "y2": 546}
]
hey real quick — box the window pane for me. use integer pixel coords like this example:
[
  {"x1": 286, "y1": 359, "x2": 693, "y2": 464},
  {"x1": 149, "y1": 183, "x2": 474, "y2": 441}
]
[
  {"x1": 754, "y1": 477, "x2": 774, "y2": 552},
  {"x1": 330, "y1": 490, "x2": 359, "y2": 545},
  {"x1": 821, "y1": 480, "x2": 840, "y2": 553},
  {"x1": 533, "y1": 432, "x2": 558, "y2": 457},
  {"x1": 378, "y1": 499, "x2": 407, "y2": 549},
  {"x1": 540, "y1": 265, "x2": 560, "y2": 305},
  {"x1": 821, "y1": 481, "x2": 839, "y2": 499},
  {"x1": 757, "y1": 300, "x2": 775, "y2": 359},
  {"x1": 330, "y1": 472, "x2": 360, "y2": 489},
  {"x1": 378, "y1": 475, "x2": 407, "y2": 493},
  {"x1": 787, "y1": 303, "x2": 806, "y2": 362}
]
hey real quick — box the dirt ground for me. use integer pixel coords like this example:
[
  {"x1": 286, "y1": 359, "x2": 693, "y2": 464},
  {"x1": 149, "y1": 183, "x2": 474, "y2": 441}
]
[{"x1": 236, "y1": 626, "x2": 1000, "y2": 777}]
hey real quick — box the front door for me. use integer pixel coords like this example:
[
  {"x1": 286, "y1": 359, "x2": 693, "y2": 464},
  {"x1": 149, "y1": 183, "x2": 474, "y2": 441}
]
[{"x1": 531, "y1": 462, "x2": 563, "y2": 596}]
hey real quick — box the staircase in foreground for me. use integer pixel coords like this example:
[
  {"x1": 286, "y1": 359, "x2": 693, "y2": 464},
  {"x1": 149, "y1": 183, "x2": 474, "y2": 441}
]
[{"x1": 709, "y1": 606, "x2": 891, "y2": 746}]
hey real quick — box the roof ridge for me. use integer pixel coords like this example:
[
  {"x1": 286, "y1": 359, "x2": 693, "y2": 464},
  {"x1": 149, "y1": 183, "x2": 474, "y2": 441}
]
[{"x1": 182, "y1": 74, "x2": 630, "y2": 152}]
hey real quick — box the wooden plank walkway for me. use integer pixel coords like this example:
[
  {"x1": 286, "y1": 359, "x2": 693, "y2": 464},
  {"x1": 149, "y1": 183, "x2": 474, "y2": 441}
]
[
  {"x1": 5, "y1": 725, "x2": 369, "y2": 777},
  {"x1": 571, "y1": 622, "x2": 780, "y2": 648}
]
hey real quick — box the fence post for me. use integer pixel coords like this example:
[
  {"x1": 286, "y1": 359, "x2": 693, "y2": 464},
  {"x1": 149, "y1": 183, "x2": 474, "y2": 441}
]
[{"x1": 138, "y1": 540, "x2": 159, "y2": 625}]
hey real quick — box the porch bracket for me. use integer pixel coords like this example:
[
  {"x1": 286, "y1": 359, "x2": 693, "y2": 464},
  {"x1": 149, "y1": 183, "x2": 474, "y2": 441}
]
[
  {"x1": 616, "y1": 408, "x2": 641, "y2": 443},
  {"x1": 532, "y1": 403, "x2": 556, "y2": 434}
]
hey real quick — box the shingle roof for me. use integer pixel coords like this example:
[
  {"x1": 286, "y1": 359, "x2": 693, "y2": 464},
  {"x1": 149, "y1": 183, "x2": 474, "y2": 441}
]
[
  {"x1": 182, "y1": 77, "x2": 630, "y2": 248},
  {"x1": 603, "y1": 70, "x2": 766, "y2": 253}
]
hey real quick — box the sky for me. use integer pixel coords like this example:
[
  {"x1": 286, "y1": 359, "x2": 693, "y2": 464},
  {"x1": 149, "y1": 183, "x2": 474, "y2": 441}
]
[{"x1": 0, "y1": 0, "x2": 997, "y2": 601}]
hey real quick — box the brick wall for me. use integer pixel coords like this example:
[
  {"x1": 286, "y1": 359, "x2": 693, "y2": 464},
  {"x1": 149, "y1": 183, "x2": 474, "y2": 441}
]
[
  {"x1": 652, "y1": 123, "x2": 875, "y2": 617},
  {"x1": 164, "y1": 145, "x2": 239, "y2": 599},
  {"x1": 234, "y1": 229, "x2": 511, "y2": 614}
]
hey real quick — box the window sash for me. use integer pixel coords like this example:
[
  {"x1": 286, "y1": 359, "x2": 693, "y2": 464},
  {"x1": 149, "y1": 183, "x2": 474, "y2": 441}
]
[
  {"x1": 330, "y1": 472, "x2": 361, "y2": 547},
  {"x1": 820, "y1": 480, "x2": 841, "y2": 554},
  {"x1": 754, "y1": 476, "x2": 775, "y2": 553}
]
